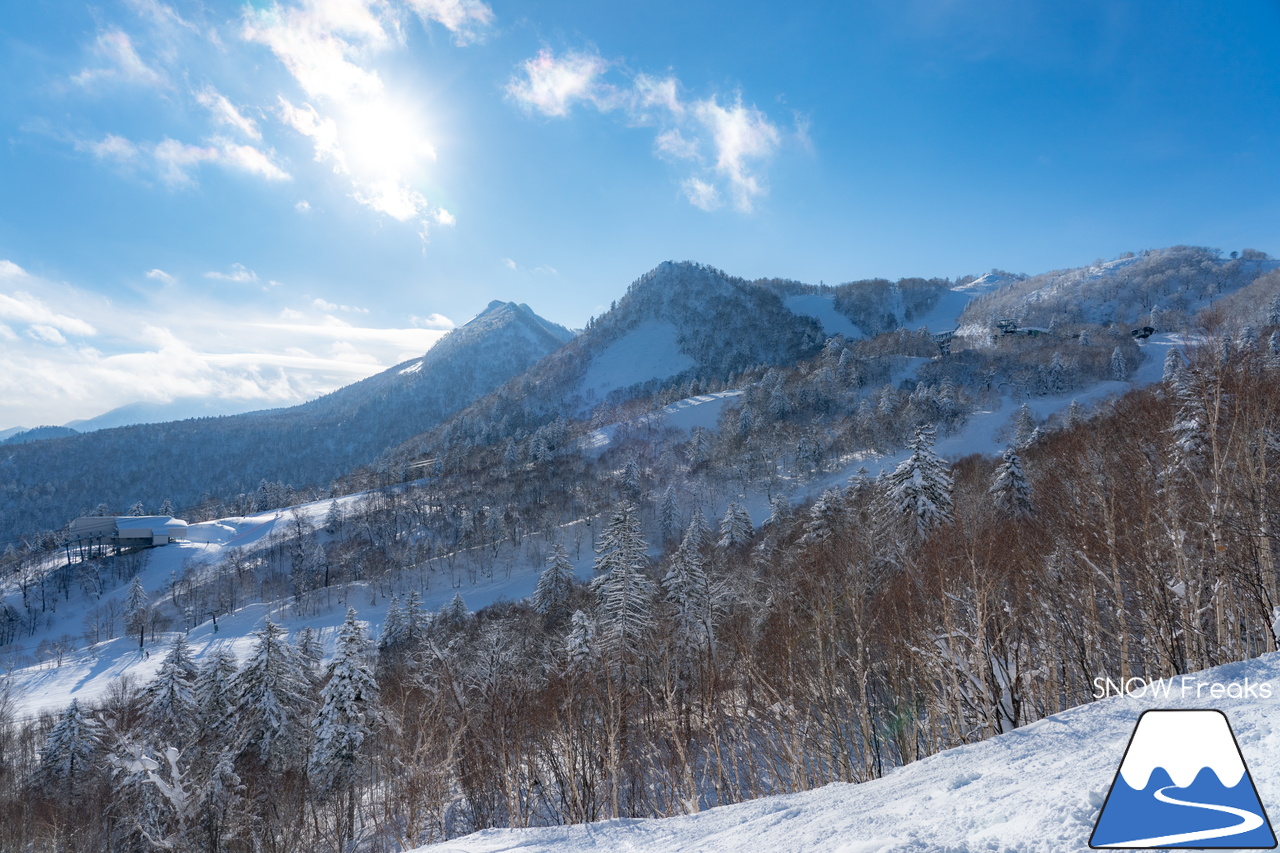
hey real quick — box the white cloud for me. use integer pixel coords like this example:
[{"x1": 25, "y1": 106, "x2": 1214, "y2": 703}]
[
  {"x1": 352, "y1": 179, "x2": 431, "y2": 222},
  {"x1": 411, "y1": 312, "x2": 455, "y2": 329},
  {"x1": 506, "y1": 49, "x2": 612, "y2": 117},
  {"x1": 405, "y1": 0, "x2": 494, "y2": 44},
  {"x1": 277, "y1": 98, "x2": 348, "y2": 173},
  {"x1": 86, "y1": 134, "x2": 141, "y2": 163},
  {"x1": 0, "y1": 264, "x2": 455, "y2": 427},
  {"x1": 152, "y1": 136, "x2": 290, "y2": 187},
  {"x1": 692, "y1": 95, "x2": 781, "y2": 212},
  {"x1": 215, "y1": 139, "x2": 292, "y2": 182},
  {"x1": 264, "y1": 23, "x2": 449, "y2": 233},
  {"x1": 655, "y1": 128, "x2": 699, "y2": 161},
  {"x1": 682, "y1": 178, "x2": 721, "y2": 211},
  {"x1": 0, "y1": 289, "x2": 97, "y2": 337},
  {"x1": 312, "y1": 297, "x2": 368, "y2": 314},
  {"x1": 508, "y1": 47, "x2": 787, "y2": 213},
  {"x1": 74, "y1": 29, "x2": 167, "y2": 88},
  {"x1": 242, "y1": 0, "x2": 389, "y2": 103},
  {"x1": 205, "y1": 263, "x2": 258, "y2": 283},
  {"x1": 26, "y1": 325, "x2": 68, "y2": 346},
  {"x1": 295, "y1": 199, "x2": 312, "y2": 212},
  {"x1": 196, "y1": 87, "x2": 262, "y2": 140},
  {"x1": 0, "y1": 260, "x2": 28, "y2": 278},
  {"x1": 154, "y1": 138, "x2": 217, "y2": 187},
  {"x1": 503, "y1": 257, "x2": 517, "y2": 270},
  {"x1": 633, "y1": 74, "x2": 683, "y2": 117},
  {"x1": 146, "y1": 268, "x2": 176, "y2": 285}
]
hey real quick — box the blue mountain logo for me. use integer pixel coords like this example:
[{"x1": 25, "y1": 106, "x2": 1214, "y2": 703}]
[{"x1": 1091, "y1": 709, "x2": 1276, "y2": 848}]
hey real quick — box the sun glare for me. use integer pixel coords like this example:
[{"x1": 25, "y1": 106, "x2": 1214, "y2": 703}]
[{"x1": 340, "y1": 98, "x2": 436, "y2": 178}]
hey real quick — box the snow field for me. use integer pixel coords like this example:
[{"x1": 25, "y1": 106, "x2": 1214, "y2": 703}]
[{"x1": 416, "y1": 652, "x2": 1280, "y2": 852}]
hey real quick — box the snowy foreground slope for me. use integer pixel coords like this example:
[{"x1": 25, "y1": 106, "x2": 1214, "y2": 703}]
[{"x1": 418, "y1": 653, "x2": 1280, "y2": 853}]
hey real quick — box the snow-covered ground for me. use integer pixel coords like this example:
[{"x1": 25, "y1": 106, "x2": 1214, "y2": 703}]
[
  {"x1": 2, "y1": 493, "x2": 604, "y2": 721},
  {"x1": 579, "y1": 320, "x2": 695, "y2": 404},
  {"x1": 784, "y1": 294, "x2": 863, "y2": 338},
  {"x1": 417, "y1": 652, "x2": 1280, "y2": 852},
  {"x1": 581, "y1": 390, "x2": 742, "y2": 453}
]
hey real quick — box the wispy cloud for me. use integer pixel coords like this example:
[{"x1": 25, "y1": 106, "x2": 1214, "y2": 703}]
[
  {"x1": 84, "y1": 133, "x2": 290, "y2": 188},
  {"x1": 412, "y1": 312, "x2": 455, "y2": 329},
  {"x1": 196, "y1": 86, "x2": 262, "y2": 140},
  {"x1": 0, "y1": 261, "x2": 454, "y2": 426},
  {"x1": 312, "y1": 297, "x2": 368, "y2": 314},
  {"x1": 507, "y1": 48, "x2": 791, "y2": 212},
  {"x1": 145, "y1": 268, "x2": 176, "y2": 285},
  {"x1": 73, "y1": 28, "x2": 167, "y2": 88},
  {"x1": 205, "y1": 263, "x2": 258, "y2": 283},
  {"x1": 247, "y1": 0, "x2": 466, "y2": 236},
  {"x1": 405, "y1": 0, "x2": 494, "y2": 45},
  {"x1": 506, "y1": 49, "x2": 612, "y2": 117}
]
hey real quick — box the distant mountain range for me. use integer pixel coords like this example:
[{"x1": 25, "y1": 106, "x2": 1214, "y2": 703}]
[
  {"x1": 0, "y1": 300, "x2": 572, "y2": 539},
  {"x1": 3, "y1": 249, "x2": 1276, "y2": 545}
]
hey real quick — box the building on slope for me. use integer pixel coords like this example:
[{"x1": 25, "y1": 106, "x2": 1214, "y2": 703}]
[{"x1": 65, "y1": 515, "x2": 188, "y2": 560}]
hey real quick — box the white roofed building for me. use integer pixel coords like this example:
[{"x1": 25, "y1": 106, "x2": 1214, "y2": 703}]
[{"x1": 66, "y1": 515, "x2": 188, "y2": 560}]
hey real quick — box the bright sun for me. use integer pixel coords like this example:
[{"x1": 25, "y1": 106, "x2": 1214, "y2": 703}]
[{"x1": 339, "y1": 97, "x2": 436, "y2": 178}]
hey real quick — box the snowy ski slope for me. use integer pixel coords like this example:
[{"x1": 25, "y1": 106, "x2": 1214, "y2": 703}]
[{"x1": 415, "y1": 654, "x2": 1280, "y2": 853}]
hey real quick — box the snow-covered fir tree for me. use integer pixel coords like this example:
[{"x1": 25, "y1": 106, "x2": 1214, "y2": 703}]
[
  {"x1": 718, "y1": 501, "x2": 753, "y2": 549},
  {"x1": 801, "y1": 489, "x2": 843, "y2": 544},
  {"x1": 683, "y1": 505, "x2": 712, "y2": 552},
  {"x1": 593, "y1": 502, "x2": 646, "y2": 576},
  {"x1": 887, "y1": 424, "x2": 954, "y2": 537},
  {"x1": 1111, "y1": 346, "x2": 1127, "y2": 380},
  {"x1": 663, "y1": 526, "x2": 712, "y2": 656},
  {"x1": 763, "y1": 493, "x2": 790, "y2": 529},
  {"x1": 296, "y1": 626, "x2": 324, "y2": 676},
  {"x1": 1012, "y1": 403, "x2": 1037, "y2": 448},
  {"x1": 989, "y1": 447, "x2": 1035, "y2": 518},
  {"x1": 35, "y1": 698, "x2": 103, "y2": 798},
  {"x1": 143, "y1": 635, "x2": 199, "y2": 749},
  {"x1": 1163, "y1": 347, "x2": 1183, "y2": 383},
  {"x1": 231, "y1": 619, "x2": 316, "y2": 773},
  {"x1": 125, "y1": 576, "x2": 149, "y2": 649},
  {"x1": 438, "y1": 592, "x2": 469, "y2": 634},
  {"x1": 379, "y1": 595, "x2": 407, "y2": 651},
  {"x1": 323, "y1": 499, "x2": 343, "y2": 534},
  {"x1": 404, "y1": 590, "x2": 429, "y2": 642},
  {"x1": 309, "y1": 608, "x2": 379, "y2": 847},
  {"x1": 658, "y1": 485, "x2": 681, "y2": 543},
  {"x1": 595, "y1": 563, "x2": 655, "y2": 665},
  {"x1": 1169, "y1": 363, "x2": 1211, "y2": 468},
  {"x1": 194, "y1": 648, "x2": 238, "y2": 747},
  {"x1": 533, "y1": 543, "x2": 576, "y2": 619}
]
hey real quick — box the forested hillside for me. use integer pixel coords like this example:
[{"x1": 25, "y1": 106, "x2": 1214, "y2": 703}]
[
  {"x1": 0, "y1": 301, "x2": 572, "y2": 543},
  {"x1": 1, "y1": 248, "x2": 1278, "y2": 851}
]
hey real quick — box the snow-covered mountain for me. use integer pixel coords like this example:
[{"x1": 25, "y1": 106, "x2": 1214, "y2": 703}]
[
  {"x1": 0, "y1": 301, "x2": 572, "y2": 542},
  {"x1": 5, "y1": 247, "x2": 1280, "y2": 853},
  {"x1": 0, "y1": 425, "x2": 80, "y2": 445},
  {"x1": 957, "y1": 246, "x2": 1279, "y2": 334},
  {"x1": 64, "y1": 397, "x2": 286, "y2": 433}
]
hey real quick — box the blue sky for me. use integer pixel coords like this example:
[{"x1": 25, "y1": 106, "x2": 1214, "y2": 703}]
[{"x1": 2, "y1": 0, "x2": 1278, "y2": 427}]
